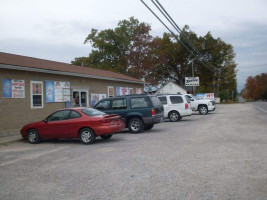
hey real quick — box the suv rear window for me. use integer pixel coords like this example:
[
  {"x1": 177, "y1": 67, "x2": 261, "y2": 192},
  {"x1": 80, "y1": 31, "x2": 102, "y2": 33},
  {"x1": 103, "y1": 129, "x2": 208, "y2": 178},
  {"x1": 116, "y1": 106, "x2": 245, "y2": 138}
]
[
  {"x1": 150, "y1": 96, "x2": 162, "y2": 107},
  {"x1": 170, "y1": 96, "x2": 184, "y2": 104},
  {"x1": 158, "y1": 96, "x2": 167, "y2": 105},
  {"x1": 130, "y1": 97, "x2": 150, "y2": 109}
]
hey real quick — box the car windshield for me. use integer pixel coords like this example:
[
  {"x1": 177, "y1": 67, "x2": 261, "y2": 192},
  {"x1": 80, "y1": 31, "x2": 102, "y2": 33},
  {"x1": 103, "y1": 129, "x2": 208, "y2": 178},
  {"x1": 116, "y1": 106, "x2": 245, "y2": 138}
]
[{"x1": 81, "y1": 108, "x2": 105, "y2": 116}]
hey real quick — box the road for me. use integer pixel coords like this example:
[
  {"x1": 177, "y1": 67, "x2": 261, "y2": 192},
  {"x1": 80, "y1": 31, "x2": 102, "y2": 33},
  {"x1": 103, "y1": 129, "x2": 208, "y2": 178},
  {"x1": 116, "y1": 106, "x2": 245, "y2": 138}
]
[{"x1": 0, "y1": 103, "x2": 267, "y2": 200}]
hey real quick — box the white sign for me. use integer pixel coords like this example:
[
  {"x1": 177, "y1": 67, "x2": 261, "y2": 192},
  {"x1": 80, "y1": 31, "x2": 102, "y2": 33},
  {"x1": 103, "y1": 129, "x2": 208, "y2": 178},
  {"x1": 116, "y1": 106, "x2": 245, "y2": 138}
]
[
  {"x1": 91, "y1": 93, "x2": 107, "y2": 107},
  {"x1": 185, "y1": 77, "x2": 199, "y2": 86},
  {"x1": 196, "y1": 93, "x2": 215, "y2": 100},
  {"x1": 46, "y1": 81, "x2": 70, "y2": 102},
  {"x1": 116, "y1": 87, "x2": 129, "y2": 96},
  {"x1": 12, "y1": 80, "x2": 25, "y2": 98}
]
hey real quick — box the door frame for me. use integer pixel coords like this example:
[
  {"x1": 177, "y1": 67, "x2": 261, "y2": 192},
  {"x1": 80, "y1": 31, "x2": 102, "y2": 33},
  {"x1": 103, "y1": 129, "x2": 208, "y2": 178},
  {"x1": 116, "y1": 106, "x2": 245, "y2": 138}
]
[{"x1": 72, "y1": 88, "x2": 89, "y2": 107}]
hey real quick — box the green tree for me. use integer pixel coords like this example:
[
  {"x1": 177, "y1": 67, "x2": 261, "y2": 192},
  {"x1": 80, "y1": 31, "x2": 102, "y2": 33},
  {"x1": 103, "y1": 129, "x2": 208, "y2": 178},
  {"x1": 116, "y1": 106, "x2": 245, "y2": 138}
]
[{"x1": 72, "y1": 17, "x2": 152, "y2": 79}]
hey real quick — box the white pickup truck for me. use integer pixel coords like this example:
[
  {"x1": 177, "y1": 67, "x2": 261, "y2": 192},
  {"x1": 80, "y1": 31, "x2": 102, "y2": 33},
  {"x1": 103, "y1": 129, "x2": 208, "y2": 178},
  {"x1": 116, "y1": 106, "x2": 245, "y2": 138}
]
[{"x1": 185, "y1": 94, "x2": 216, "y2": 115}]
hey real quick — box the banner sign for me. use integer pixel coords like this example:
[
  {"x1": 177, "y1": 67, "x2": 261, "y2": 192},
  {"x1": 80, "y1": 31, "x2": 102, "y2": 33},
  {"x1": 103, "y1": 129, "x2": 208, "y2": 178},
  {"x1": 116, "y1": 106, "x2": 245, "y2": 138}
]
[
  {"x1": 185, "y1": 77, "x2": 199, "y2": 86},
  {"x1": 46, "y1": 81, "x2": 70, "y2": 102},
  {"x1": 136, "y1": 88, "x2": 142, "y2": 94},
  {"x1": 116, "y1": 87, "x2": 129, "y2": 96},
  {"x1": 196, "y1": 93, "x2": 215, "y2": 100},
  {"x1": 2, "y1": 78, "x2": 25, "y2": 98},
  {"x1": 91, "y1": 93, "x2": 107, "y2": 107}
]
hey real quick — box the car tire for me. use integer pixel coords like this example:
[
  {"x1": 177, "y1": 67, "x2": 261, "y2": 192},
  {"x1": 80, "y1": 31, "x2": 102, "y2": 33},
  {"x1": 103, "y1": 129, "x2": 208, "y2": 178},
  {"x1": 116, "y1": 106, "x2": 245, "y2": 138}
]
[
  {"x1": 199, "y1": 105, "x2": 208, "y2": 115},
  {"x1": 79, "y1": 128, "x2": 96, "y2": 144},
  {"x1": 27, "y1": 129, "x2": 41, "y2": 144},
  {"x1": 100, "y1": 134, "x2": 113, "y2": 140},
  {"x1": 128, "y1": 118, "x2": 144, "y2": 133},
  {"x1": 169, "y1": 111, "x2": 180, "y2": 122},
  {"x1": 144, "y1": 124, "x2": 154, "y2": 130}
]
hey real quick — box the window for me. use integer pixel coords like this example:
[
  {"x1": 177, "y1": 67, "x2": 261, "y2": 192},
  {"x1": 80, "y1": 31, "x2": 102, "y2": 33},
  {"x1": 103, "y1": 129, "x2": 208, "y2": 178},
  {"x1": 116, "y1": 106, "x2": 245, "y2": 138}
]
[
  {"x1": 170, "y1": 96, "x2": 184, "y2": 104},
  {"x1": 130, "y1": 97, "x2": 150, "y2": 109},
  {"x1": 95, "y1": 100, "x2": 111, "y2": 111},
  {"x1": 31, "y1": 81, "x2": 43, "y2": 108},
  {"x1": 158, "y1": 96, "x2": 167, "y2": 105},
  {"x1": 108, "y1": 86, "x2": 114, "y2": 97},
  {"x1": 47, "y1": 110, "x2": 71, "y2": 121},
  {"x1": 129, "y1": 88, "x2": 134, "y2": 95},
  {"x1": 150, "y1": 96, "x2": 162, "y2": 107},
  {"x1": 70, "y1": 111, "x2": 81, "y2": 119},
  {"x1": 184, "y1": 96, "x2": 191, "y2": 104},
  {"x1": 82, "y1": 108, "x2": 105, "y2": 116},
  {"x1": 112, "y1": 99, "x2": 127, "y2": 110}
]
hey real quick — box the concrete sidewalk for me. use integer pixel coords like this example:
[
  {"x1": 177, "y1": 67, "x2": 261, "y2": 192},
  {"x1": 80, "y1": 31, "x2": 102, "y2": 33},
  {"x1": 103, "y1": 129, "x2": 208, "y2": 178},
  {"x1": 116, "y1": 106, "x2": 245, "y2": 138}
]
[{"x1": 0, "y1": 129, "x2": 21, "y2": 145}]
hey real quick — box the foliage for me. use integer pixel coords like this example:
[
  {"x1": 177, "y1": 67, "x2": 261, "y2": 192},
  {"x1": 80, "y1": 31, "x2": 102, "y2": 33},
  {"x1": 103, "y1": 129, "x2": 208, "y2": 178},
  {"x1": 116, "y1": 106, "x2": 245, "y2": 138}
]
[
  {"x1": 72, "y1": 17, "x2": 237, "y2": 96},
  {"x1": 242, "y1": 73, "x2": 267, "y2": 100}
]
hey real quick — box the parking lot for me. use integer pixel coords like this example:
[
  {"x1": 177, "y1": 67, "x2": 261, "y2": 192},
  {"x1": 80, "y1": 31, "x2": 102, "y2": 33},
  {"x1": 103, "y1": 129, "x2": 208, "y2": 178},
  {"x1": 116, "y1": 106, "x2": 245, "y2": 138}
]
[{"x1": 0, "y1": 103, "x2": 267, "y2": 200}]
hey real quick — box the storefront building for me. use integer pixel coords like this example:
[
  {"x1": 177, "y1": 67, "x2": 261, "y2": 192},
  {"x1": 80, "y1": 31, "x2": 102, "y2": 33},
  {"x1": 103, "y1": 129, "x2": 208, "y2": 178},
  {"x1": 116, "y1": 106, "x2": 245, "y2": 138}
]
[{"x1": 0, "y1": 52, "x2": 144, "y2": 133}]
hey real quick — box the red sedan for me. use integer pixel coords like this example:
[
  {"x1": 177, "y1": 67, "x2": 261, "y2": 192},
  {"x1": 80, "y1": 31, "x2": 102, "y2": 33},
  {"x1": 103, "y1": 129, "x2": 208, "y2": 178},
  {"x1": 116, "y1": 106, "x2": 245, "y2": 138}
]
[{"x1": 20, "y1": 108, "x2": 125, "y2": 144}]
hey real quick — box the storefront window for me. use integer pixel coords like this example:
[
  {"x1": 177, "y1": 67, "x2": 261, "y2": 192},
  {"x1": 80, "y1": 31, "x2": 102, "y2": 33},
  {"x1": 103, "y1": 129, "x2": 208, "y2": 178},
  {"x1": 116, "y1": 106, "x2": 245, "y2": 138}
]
[{"x1": 31, "y1": 81, "x2": 43, "y2": 108}]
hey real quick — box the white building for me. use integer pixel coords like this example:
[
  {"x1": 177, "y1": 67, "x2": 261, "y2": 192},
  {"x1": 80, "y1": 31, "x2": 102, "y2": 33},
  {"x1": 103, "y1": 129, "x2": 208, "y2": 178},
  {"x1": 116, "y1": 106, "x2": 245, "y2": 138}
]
[{"x1": 156, "y1": 81, "x2": 187, "y2": 94}]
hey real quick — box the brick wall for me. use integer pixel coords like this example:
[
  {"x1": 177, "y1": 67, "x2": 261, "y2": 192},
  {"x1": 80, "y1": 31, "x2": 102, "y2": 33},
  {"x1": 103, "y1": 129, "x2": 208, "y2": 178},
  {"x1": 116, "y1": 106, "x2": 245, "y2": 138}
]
[{"x1": 0, "y1": 68, "x2": 143, "y2": 132}]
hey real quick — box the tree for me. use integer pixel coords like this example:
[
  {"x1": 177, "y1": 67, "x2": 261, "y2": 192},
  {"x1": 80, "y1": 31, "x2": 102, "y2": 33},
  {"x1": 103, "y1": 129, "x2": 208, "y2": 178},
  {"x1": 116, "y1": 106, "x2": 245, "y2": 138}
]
[
  {"x1": 72, "y1": 18, "x2": 237, "y2": 96},
  {"x1": 243, "y1": 73, "x2": 267, "y2": 100},
  {"x1": 72, "y1": 17, "x2": 152, "y2": 79}
]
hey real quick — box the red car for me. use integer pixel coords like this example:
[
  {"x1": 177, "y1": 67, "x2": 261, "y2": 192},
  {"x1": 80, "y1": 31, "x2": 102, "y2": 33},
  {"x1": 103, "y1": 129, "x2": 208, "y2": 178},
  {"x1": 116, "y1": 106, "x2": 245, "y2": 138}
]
[{"x1": 20, "y1": 108, "x2": 125, "y2": 144}]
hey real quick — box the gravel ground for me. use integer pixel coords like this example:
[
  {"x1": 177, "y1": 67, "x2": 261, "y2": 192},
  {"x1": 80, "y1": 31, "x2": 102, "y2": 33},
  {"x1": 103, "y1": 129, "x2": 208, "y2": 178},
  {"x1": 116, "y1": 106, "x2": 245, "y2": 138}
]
[{"x1": 0, "y1": 103, "x2": 267, "y2": 200}]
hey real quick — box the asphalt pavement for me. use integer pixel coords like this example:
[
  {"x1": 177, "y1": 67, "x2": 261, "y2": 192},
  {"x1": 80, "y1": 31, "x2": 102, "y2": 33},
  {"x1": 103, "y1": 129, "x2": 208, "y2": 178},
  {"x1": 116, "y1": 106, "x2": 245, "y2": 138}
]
[{"x1": 0, "y1": 103, "x2": 267, "y2": 200}]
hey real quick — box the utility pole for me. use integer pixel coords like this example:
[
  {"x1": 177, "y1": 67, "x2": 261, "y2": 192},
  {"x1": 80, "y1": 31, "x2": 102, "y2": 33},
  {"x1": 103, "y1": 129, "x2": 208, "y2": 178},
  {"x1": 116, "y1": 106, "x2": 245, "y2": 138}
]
[{"x1": 192, "y1": 59, "x2": 194, "y2": 95}]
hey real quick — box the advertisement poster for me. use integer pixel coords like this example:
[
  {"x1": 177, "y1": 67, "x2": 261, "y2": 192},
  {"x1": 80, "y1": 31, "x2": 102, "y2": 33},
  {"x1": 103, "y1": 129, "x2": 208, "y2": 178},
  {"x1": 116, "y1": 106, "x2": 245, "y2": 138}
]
[
  {"x1": 116, "y1": 87, "x2": 129, "y2": 96},
  {"x1": 2, "y1": 78, "x2": 25, "y2": 98},
  {"x1": 136, "y1": 88, "x2": 142, "y2": 94},
  {"x1": 185, "y1": 77, "x2": 200, "y2": 86},
  {"x1": 46, "y1": 81, "x2": 70, "y2": 102},
  {"x1": 12, "y1": 80, "x2": 25, "y2": 98},
  {"x1": 91, "y1": 93, "x2": 107, "y2": 107},
  {"x1": 196, "y1": 93, "x2": 214, "y2": 100}
]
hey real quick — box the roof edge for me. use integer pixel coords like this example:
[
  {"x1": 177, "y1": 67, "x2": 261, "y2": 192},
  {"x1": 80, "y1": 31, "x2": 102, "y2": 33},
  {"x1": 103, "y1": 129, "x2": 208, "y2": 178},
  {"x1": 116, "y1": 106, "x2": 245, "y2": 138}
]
[{"x1": 0, "y1": 64, "x2": 144, "y2": 85}]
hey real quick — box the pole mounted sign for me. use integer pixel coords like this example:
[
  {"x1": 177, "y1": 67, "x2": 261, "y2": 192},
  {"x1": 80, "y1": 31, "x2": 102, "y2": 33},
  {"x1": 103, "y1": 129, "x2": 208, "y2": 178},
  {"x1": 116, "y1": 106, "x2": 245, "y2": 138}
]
[{"x1": 185, "y1": 77, "x2": 199, "y2": 86}]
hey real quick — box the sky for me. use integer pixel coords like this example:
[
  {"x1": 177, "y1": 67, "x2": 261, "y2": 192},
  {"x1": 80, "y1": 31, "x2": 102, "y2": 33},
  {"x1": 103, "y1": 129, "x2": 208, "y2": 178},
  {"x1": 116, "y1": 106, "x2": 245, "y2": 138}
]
[{"x1": 1, "y1": 0, "x2": 267, "y2": 91}]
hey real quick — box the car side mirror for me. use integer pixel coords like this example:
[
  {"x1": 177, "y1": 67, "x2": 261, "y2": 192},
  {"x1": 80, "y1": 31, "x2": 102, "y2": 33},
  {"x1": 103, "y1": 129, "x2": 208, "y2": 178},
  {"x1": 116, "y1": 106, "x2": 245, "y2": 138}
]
[{"x1": 43, "y1": 119, "x2": 48, "y2": 123}]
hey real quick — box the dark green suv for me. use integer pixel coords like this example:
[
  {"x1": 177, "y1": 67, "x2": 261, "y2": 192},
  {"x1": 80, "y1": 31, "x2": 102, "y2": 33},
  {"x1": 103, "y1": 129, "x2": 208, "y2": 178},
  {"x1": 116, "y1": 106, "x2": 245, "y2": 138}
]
[{"x1": 94, "y1": 95, "x2": 164, "y2": 133}]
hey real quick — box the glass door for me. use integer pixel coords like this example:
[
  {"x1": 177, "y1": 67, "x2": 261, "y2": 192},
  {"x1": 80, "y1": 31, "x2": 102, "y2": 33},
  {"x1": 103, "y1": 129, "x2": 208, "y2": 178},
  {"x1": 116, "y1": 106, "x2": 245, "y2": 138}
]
[{"x1": 73, "y1": 90, "x2": 88, "y2": 107}]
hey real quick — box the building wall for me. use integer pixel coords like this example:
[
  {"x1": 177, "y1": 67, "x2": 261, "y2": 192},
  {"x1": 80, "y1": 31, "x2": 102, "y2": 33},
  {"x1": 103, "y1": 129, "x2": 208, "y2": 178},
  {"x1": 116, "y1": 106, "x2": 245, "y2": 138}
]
[
  {"x1": 156, "y1": 82, "x2": 187, "y2": 94},
  {"x1": 0, "y1": 68, "x2": 143, "y2": 132}
]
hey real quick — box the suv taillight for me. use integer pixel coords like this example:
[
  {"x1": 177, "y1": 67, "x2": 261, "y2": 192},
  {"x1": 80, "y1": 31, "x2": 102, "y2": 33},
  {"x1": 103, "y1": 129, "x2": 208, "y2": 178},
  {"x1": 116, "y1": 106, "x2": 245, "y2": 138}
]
[
  {"x1": 151, "y1": 109, "x2": 156, "y2": 116},
  {"x1": 185, "y1": 103, "x2": 189, "y2": 109}
]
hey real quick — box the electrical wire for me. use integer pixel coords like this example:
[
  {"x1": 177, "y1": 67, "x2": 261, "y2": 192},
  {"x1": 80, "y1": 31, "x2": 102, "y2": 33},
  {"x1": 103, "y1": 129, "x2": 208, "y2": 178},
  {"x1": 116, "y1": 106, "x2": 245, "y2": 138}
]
[{"x1": 140, "y1": 0, "x2": 216, "y2": 72}]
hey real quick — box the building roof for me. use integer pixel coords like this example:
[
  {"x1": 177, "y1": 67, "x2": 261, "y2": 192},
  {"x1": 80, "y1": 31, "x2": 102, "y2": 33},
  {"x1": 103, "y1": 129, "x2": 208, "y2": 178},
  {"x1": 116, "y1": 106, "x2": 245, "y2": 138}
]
[{"x1": 0, "y1": 52, "x2": 143, "y2": 84}]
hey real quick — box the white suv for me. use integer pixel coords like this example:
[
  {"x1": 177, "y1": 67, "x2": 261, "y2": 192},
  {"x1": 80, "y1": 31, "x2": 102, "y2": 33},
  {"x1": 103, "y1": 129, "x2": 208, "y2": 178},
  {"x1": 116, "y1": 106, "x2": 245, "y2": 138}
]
[
  {"x1": 157, "y1": 94, "x2": 192, "y2": 122},
  {"x1": 185, "y1": 94, "x2": 216, "y2": 115}
]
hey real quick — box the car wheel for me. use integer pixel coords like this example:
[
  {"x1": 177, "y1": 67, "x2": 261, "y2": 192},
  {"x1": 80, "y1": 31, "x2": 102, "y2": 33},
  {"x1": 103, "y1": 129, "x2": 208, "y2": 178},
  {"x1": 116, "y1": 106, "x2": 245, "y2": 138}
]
[
  {"x1": 199, "y1": 105, "x2": 208, "y2": 115},
  {"x1": 144, "y1": 124, "x2": 154, "y2": 130},
  {"x1": 79, "y1": 128, "x2": 96, "y2": 144},
  {"x1": 169, "y1": 111, "x2": 180, "y2": 122},
  {"x1": 27, "y1": 129, "x2": 41, "y2": 144},
  {"x1": 100, "y1": 134, "x2": 113, "y2": 140},
  {"x1": 128, "y1": 118, "x2": 144, "y2": 133}
]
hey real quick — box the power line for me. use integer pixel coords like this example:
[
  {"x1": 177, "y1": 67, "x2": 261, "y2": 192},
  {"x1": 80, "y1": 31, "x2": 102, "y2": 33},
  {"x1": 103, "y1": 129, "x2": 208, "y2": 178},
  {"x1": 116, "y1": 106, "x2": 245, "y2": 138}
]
[
  {"x1": 152, "y1": 0, "x2": 215, "y2": 72},
  {"x1": 139, "y1": 0, "x2": 198, "y2": 59},
  {"x1": 140, "y1": 0, "x2": 216, "y2": 72}
]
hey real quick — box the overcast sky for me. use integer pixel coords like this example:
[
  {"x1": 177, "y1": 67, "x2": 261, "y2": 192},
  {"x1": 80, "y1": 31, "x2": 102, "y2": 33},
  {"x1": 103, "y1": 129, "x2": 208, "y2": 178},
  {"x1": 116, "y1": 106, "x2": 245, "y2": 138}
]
[{"x1": 1, "y1": 0, "x2": 267, "y2": 91}]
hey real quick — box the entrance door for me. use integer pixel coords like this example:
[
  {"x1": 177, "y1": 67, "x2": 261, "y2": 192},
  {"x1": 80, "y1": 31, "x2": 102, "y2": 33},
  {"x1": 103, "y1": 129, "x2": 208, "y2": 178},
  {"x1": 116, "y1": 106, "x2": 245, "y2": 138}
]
[{"x1": 73, "y1": 90, "x2": 88, "y2": 107}]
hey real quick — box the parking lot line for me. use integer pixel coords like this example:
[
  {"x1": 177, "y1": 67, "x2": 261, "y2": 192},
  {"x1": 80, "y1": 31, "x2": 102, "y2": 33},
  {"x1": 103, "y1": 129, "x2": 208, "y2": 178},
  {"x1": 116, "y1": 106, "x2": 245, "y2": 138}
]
[{"x1": 254, "y1": 105, "x2": 267, "y2": 113}]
